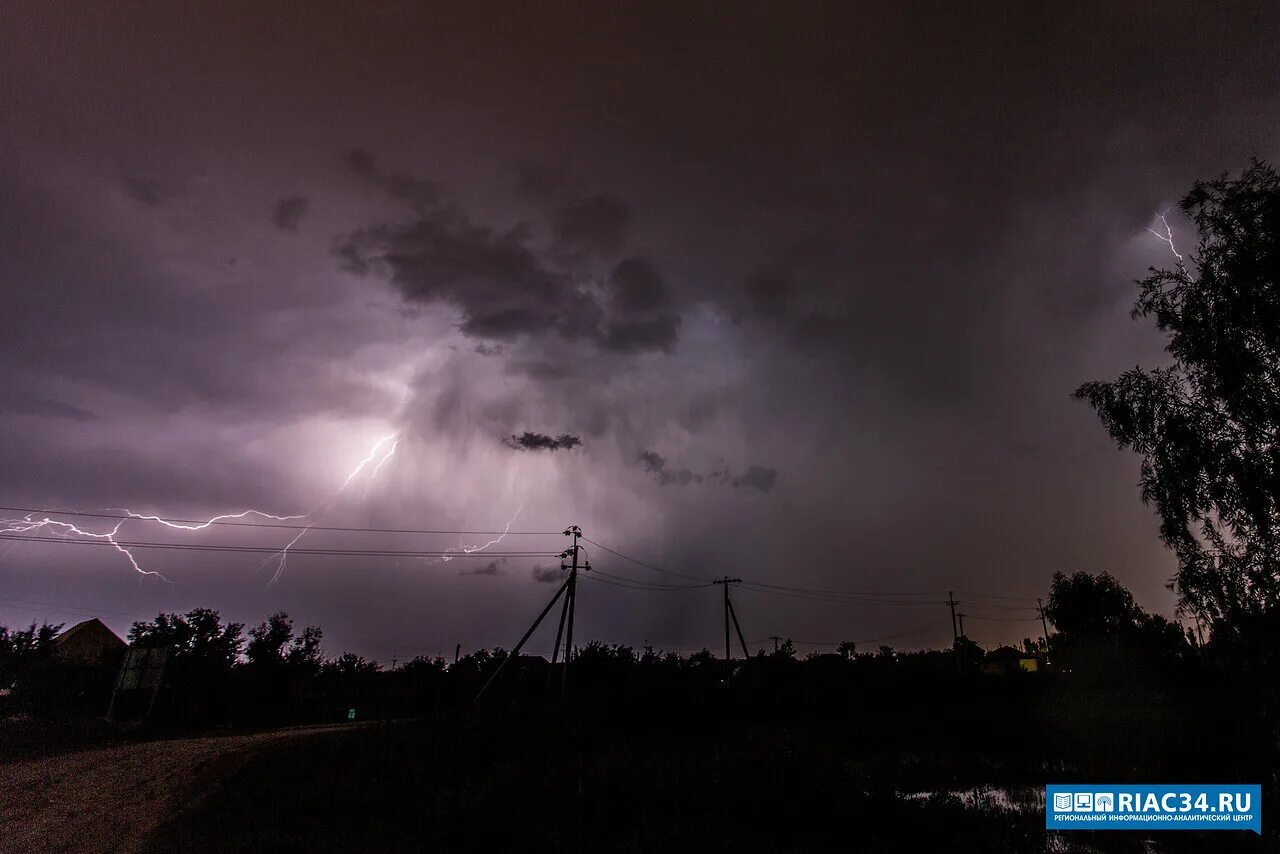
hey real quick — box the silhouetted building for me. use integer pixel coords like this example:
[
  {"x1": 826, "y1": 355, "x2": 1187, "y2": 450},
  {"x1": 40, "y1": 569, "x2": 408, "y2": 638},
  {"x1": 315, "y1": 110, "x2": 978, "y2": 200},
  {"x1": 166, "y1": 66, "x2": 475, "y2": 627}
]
[
  {"x1": 981, "y1": 646, "x2": 1039, "y2": 675},
  {"x1": 54, "y1": 618, "x2": 127, "y2": 666}
]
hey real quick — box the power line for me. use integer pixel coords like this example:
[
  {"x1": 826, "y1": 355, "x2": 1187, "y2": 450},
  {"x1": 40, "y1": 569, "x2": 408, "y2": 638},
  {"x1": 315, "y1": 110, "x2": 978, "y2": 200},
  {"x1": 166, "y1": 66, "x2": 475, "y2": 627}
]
[
  {"x1": 588, "y1": 568, "x2": 712, "y2": 591},
  {"x1": 760, "y1": 621, "x2": 941, "y2": 647},
  {"x1": 0, "y1": 533, "x2": 557, "y2": 559},
  {"x1": 0, "y1": 594, "x2": 153, "y2": 622},
  {"x1": 583, "y1": 536, "x2": 1040, "y2": 603},
  {"x1": 0, "y1": 506, "x2": 561, "y2": 536},
  {"x1": 581, "y1": 537, "x2": 712, "y2": 582},
  {"x1": 583, "y1": 575, "x2": 708, "y2": 593},
  {"x1": 735, "y1": 585, "x2": 943, "y2": 606},
  {"x1": 959, "y1": 613, "x2": 1043, "y2": 623}
]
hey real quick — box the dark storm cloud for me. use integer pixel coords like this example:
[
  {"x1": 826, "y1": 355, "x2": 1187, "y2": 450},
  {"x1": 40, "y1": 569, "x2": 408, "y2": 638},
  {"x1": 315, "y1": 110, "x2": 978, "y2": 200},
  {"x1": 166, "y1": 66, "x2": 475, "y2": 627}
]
[
  {"x1": 338, "y1": 183, "x2": 679, "y2": 354},
  {"x1": 2, "y1": 0, "x2": 1278, "y2": 657},
  {"x1": 609, "y1": 257, "x2": 668, "y2": 312},
  {"x1": 552, "y1": 194, "x2": 630, "y2": 256},
  {"x1": 639, "y1": 451, "x2": 777, "y2": 493},
  {"x1": 271, "y1": 195, "x2": 310, "y2": 231},
  {"x1": 1, "y1": 389, "x2": 96, "y2": 422},
  {"x1": 531, "y1": 564, "x2": 563, "y2": 583},
  {"x1": 743, "y1": 269, "x2": 792, "y2": 320},
  {"x1": 343, "y1": 148, "x2": 442, "y2": 212},
  {"x1": 459, "y1": 558, "x2": 505, "y2": 576},
  {"x1": 505, "y1": 360, "x2": 573, "y2": 381},
  {"x1": 639, "y1": 449, "x2": 700, "y2": 485},
  {"x1": 516, "y1": 164, "x2": 565, "y2": 203},
  {"x1": 731, "y1": 466, "x2": 778, "y2": 494},
  {"x1": 506, "y1": 432, "x2": 583, "y2": 452},
  {"x1": 121, "y1": 176, "x2": 167, "y2": 207},
  {"x1": 338, "y1": 209, "x2": 569, "y2": 339},
  {"x1": 600, "y1": 313, "x2": 681, "y2": 354}
]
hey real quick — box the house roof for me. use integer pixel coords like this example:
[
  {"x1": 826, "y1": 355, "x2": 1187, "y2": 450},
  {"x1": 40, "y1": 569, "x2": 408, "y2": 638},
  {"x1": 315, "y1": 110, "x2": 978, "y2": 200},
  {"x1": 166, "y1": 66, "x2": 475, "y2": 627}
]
[
  {"x1": 984, "y1": 645, "x2": 1026, "y2": 662},
  {"x1": 54, "y1": 618, "x2": 126, "y2": 652}
]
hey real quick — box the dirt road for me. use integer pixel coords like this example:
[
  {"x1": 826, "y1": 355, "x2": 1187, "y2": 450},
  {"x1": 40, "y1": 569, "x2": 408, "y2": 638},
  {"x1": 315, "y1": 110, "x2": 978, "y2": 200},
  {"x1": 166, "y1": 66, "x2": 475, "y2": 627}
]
[{"x1": 0, "y1": 723, "x2": 360, "y2": 854}]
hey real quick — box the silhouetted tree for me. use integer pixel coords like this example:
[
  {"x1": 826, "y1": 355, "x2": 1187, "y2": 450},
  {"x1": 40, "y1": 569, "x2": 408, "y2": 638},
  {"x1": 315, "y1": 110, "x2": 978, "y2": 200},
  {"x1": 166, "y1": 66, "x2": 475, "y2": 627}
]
[
  {"x1": 244, "y1": 612, "x2": 323, "y2": 668},
  {"x1": 1045, "y1": 571, "x2": 1190, "y2": 676},
  {"x1": 129, "y1": 609, "x2": 243, "y2": 723},
  {"x1": 129, "y1": 609, "x2": 243, "y2": 669},
  {"x1": 324, "y1": 652, "x2": 379, "y2": 676},
  {"x1": 952, "y1": 636, "x2": 982, "y2": 673},
  {"x1": 0, "y1": 622, "x2": 62, "y2": 687},
  {"x1": 245, "y1": 612, "x2": 294, "y2": 665},
  {"x1": 1075, "y1": 161, "x2": 1280, "y2": 633}
]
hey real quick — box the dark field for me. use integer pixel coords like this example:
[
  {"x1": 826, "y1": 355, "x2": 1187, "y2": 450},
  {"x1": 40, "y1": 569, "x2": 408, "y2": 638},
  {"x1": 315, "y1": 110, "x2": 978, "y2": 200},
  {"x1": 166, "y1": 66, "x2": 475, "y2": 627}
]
[{"x1": 141, "y1": 670, "x2": 1275, "y2": 853}]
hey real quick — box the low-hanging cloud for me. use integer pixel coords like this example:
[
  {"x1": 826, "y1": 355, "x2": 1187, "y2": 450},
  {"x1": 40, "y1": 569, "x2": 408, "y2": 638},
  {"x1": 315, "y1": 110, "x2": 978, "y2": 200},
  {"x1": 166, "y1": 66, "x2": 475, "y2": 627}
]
[
  {"x1": 531, "y1": 564, "x2": 563, "y2": 583},
  {"x1": 507, "y1": 432, "x2": 583, "y2": 452},
  {"x1": 271, "y1": 195, "x2": 310, "y2": 232},
  {"x1": 639, "y1": 450, "x2": 777, "y2": 493},
  {"x1": 459, "y1": 558, "x2": 505, "y2": 576}
]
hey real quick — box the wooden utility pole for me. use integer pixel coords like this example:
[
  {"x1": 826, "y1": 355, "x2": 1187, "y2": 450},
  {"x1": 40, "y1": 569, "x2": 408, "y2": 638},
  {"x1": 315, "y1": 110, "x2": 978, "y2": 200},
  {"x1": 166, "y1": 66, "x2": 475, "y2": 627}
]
[
  {"x1": 1037, "y1": 598, "x2": 1050, "y2": 644},
  {"x1": 714, "y1": 578, "x2": 749, "y2": 671},
  {"x1": 475, "y1": 572, "x2": 572, "y2": 701},
  {"x1": 559, "y1": 525, "x2": 583, "y2": 694},
  {"x1": 946, "y1": 591, "x2": 959, "y2": 641},
  {"x1": 475, "y1": 524, "x2": 589, "y2": 702},
  {"x1": 957, "y1": 612, "x2": 966, "y2": 639}
]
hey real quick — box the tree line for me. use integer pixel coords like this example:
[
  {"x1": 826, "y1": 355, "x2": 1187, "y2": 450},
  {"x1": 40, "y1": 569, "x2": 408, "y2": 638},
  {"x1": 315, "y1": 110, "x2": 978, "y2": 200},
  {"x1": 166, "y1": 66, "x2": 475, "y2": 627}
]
[{"x1": 0, "y1": 567, "x2": 1256, "y2": 729}]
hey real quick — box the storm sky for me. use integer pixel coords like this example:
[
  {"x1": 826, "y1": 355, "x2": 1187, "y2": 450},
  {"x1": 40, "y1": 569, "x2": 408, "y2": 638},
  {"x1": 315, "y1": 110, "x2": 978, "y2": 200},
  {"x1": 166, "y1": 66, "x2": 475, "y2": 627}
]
[{"x1": 2, "y1": 2, "x2": 1278, "y2": 661}]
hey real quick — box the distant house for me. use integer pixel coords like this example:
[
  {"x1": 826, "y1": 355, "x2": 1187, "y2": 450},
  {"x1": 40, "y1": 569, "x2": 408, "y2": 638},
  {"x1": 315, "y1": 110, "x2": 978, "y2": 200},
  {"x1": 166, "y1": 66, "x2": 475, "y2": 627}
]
[
  {"x1": 54, "y1": 618, "x2": 127, "y2": 666},
  {"x1": 981, "y1": 645, "x2": 1039, "y2": 675}
]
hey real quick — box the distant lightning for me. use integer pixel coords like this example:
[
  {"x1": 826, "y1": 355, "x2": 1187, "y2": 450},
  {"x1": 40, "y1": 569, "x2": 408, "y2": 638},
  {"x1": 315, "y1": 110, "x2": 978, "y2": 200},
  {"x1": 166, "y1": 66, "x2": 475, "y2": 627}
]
[
  {"x1": 1146, "y1": 210, "x2": 1184, "y2": 264},
  {"x1": 0, "y1": 432, "x2": 401, "y2": 585},
  {"x1": 439, "y1": 502, "x2": 524, "y2": 563}
]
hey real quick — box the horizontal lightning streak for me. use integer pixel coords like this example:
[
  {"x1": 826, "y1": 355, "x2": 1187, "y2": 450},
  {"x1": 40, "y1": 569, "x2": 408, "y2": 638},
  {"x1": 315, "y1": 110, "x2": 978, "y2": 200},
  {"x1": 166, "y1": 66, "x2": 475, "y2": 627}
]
[
  {"x1": 0, "y1": 533, "x2": 557, "y2": 558},
  {"x1": 1, "y1": 433, "x2": 403, "y2": 584}
]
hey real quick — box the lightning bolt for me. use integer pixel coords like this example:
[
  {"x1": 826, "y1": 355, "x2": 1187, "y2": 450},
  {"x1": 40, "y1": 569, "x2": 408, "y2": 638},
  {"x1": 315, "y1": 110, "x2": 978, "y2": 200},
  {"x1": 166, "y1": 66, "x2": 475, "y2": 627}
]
[
  {"x1": 0, "y1": 433, "x2": 401, "y2": 585},
  {"x1": 0, "y1": 515, "x2": 171, "y2": 582},
  {"x1": 253, "y1": 432, "x2": 400, "y2": 586},
  {"x1": 439, "y1": 502, "x2": 524, "y2": 562},
  {"x1": 339, "y1": 434, "x2": 399, "y2": 494},
  {"x1": 111, "y1": 508, "x2": 310, "y2": 531},
  {"x1": 1146, "y1": 210, "x2": 1184, "y2": 264},
  {"x1": 363, "y1": 437, "x2": 399, "y2": 500}
]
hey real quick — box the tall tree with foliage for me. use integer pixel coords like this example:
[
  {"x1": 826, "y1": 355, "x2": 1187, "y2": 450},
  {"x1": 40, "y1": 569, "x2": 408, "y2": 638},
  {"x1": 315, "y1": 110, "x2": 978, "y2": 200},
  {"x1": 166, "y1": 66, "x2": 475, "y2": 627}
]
[
  {"x1": 1076, "y1": 162, "x2": 1280, "y2": 633},
  {"x1": 129, "y1": 608, "x2": 244, "y2": 670}
]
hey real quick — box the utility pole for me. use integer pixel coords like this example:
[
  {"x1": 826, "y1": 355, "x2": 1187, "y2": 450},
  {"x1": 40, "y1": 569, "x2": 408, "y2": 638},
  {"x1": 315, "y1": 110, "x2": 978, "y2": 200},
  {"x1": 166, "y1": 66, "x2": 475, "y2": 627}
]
[
  {"x1": 454, "y1": 643, "x2": 461, "y2": 665},
  {"x1": 957, "y1": 612, "x2": 966, "y2": 639},
  {"x1": 714, "y1": 578, "x2": 750, "y2": 672},
  {"x1": 475, "y1": 524, "x2": 589, "y2": 702},
  {"x1": 769, "y1": 635, "x2": 782, "y2": 654},
  {"x1": 1036, "y1": 598, "x2": 1050, "y2": 645},
  {"x1": 946, "y1": 591, "x2": 959, "y2": 641},
  {"x1": 553, "y1": 525, "x2": 588, "y2": 694}
]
